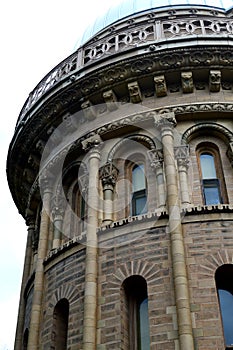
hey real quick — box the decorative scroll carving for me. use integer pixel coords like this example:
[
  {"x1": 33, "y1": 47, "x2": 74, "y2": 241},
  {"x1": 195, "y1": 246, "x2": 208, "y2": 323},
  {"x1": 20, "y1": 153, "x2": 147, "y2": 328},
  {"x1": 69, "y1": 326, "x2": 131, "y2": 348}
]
[
  {"x1": 181, "y1": 72, "x2": 194, "y2": 93},
  {"x1": 103, "y1": 90, "x2": 118, "y2": 111},
  {"x1": 81, "y1": 100, "x2": 97, "y2": 121},
  {"x1": 99, "y1": 163, "x2": 119, "y2": 187},
  {"x1": 128, "y1": 81, "x2": 142, "y2": 103},
  {"x1": 209, "y1": 70, "x2": 221, "y2": 92},
  {"x1": 154, "y1": 75, "x2": 167, "y2": 97}
]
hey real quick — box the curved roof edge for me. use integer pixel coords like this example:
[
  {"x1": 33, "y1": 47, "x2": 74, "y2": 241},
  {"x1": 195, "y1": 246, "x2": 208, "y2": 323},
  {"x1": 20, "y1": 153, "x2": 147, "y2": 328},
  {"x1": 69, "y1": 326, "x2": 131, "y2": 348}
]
[{"x1": 75, "y1": 0, "x2": 233, "y2": 48}]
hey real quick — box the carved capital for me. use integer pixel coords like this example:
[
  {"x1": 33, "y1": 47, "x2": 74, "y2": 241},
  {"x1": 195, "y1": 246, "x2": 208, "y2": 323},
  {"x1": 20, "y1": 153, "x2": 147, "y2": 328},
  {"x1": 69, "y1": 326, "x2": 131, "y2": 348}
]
[
  {"x1": 128, "y1": 81, "x2": 142, "y2": 103},
  {"x1": 81, "y1": 100, "x2": 97, "y2": 121},
  {"x1": 209, "y1": 70, "x2": 221, "y2": 92},
  {"x1": 181, "y1": 72, "x2": 194, "y2": 93},
  {"x1": 51, "y1": 193, "x2": 66, "y2": 220},
  {"x1": 39, "y1": 171, "x2": 54, "y2": 195},
  {"x1": 154, "y1": 112, "x2": 177, "y2": 131},
  {"x1": 154, "y1": 75, "x2": 167, "y2": 97},
  {"x1": 103, "y1": 90, "x2": 118, "y2": 111},
  {"x1": 99, "y1": 163, "x2": 119, "y2": 188},
  {"x1": 148, "y1": 149, "x2": 164, "y2": 170}
]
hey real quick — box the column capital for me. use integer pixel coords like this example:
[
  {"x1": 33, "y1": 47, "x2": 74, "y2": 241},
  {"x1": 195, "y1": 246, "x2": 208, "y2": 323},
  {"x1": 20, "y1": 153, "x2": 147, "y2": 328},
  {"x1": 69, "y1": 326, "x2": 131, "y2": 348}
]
[
  {"x1": 25, "y1": 209, "x2": 36, "y2": 227},
  {"x1": 154, "y1": 112, "x2": 177, "y2": 133},
  {"x1": 147, "y1": 149, "x2": 163, "y2": 170},
  {"x1": 99, "y1": 162, "x2": 119, "y2": 188},
  {"x1": 51, "y1": 192, "x2": 66, "y2": 220},
  {"x1": 39, "y1": 170, "x2": 54, "y2": 196},
  {"x1": 174, "y1": 145, "x2": 190, "y2": 169}
]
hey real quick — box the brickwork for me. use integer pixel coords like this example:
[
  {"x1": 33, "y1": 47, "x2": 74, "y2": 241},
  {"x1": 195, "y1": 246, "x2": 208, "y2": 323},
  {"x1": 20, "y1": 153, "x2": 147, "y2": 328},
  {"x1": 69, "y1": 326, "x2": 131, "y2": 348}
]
[{"x1": 41, "y1": 249, "x2": 86, "y2": 350}]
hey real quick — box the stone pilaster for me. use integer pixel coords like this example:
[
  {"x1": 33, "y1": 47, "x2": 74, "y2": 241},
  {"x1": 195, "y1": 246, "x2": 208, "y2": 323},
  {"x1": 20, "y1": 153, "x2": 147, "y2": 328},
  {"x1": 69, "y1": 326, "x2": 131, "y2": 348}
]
[
  {"x1": 14, "y1": 213, "x2": 34, "y2": 350},
  {"x1": 154, "y1": 113, "x2": 195, "y2": 350},
  {"x1": 51, "y1": 190, "x2": 66, "y2": 249},
  {"x1": 81, "y1": 135, "x2": 102, "y2": 350},
  {"x1": 148, "y1": 149, "x2": 166, "y2": 208},
  {"x1": 27, "y1": 175, "x2": 53, "y2": 350},
  {"x1": 175, "y1": 145, "x2": 191, "y2": 206}
]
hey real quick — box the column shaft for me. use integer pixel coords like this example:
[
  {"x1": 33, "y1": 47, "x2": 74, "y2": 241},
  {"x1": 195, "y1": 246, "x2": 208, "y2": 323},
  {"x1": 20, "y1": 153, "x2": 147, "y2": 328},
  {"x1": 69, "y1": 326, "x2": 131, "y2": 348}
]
[
  {"x1": 83, "y1": 146, "x2": 100, "y2": 350},
  {"x1": 27, "y1": 187, "x2": 52, "y2": 350},
  {"x1": 14, "y1": 221, "x2": 33, "y2": 350},
  {"x1": 157, "y1": 115, "x2": 194, "y2": 350}
]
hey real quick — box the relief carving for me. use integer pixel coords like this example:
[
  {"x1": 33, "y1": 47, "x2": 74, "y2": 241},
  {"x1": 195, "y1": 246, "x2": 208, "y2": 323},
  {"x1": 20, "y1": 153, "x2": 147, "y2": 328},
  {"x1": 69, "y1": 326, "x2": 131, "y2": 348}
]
[
  {"x1": 81, "y1": 100, "x2": 97, "y2": 121},
  {"x1": 209, "y1": 70, "x2": 221, "y2": 92},
  {"x1": 181, "y1": 72, "x2": 194, "y2": 93},
  {"x1": 103, "y1": 90, "x2": 118, "y2": 111},
  {"x1": 154, "y1": 75, "x2": 167, "y2": 97},
  {"x1": 128, "y1": 81, "x2": 142, "y2": 103}
]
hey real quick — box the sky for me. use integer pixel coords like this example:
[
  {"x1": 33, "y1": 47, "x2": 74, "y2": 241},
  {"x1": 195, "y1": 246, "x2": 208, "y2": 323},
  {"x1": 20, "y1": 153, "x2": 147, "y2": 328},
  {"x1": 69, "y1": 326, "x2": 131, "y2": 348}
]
[
  {"x1": 0, "y1": 1, "x2": 123, "y2": 349},
  {"x1": 1, "y1": 0, "x2": 233, "y2": 349}
]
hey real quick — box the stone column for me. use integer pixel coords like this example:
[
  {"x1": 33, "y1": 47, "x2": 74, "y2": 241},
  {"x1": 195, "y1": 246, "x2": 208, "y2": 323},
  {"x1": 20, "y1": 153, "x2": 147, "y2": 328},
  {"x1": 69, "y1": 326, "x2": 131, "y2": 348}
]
[
  {"x1": 154, "y1": 113, "x2": 194, "y2": 350},
  {"x1": 175, "y1": 146, "x2": 191, "y2": 206},
  {"x1": 27, "y1": 175, "x2": 53, "y2": 350},
  {"x1": 148, "y1": 149, "x2": 166, "y2": 208},
  {"x1": 99, "y1": 162, "x2": 119, "y2": 225},
  {"x1": 51, "y1": 190, "x2": 66, "y2": 249},
  {"x1": 14, "y1": 214, "x2": 34, "y2": 350},
  {"x1": 81, "y1": 135, "x2": 102, "y2": 350}
]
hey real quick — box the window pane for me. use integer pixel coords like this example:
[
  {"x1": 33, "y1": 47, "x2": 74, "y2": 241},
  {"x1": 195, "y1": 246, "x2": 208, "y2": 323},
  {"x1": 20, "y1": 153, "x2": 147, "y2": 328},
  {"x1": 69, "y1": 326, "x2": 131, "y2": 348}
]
[
  {"x1": 219, "y1": 289, "x2": 233, "y2": 346},
  {"x1": 132, "y1": 165, "x2": 146, "y2": 192},
  {"x1": 135, "y1": 195, "x2": 147, "y2": 215},
  {"x1": 139, "y1": 298, "x2": 150, "y2": 350},
  {"x1": 200, "y1": 154, "x2": 217, "y2": 179},
  {"x1": 203, "y1": 179, "x2": 221, "y2": 205}
]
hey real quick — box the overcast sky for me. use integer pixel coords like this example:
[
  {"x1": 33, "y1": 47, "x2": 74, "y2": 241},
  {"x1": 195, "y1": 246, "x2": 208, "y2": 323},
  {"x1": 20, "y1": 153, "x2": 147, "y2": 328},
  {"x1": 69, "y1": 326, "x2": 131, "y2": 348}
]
[
  {"x1": 1, "y1": 0, "x2": 233, "y2": 349},
  {"x1": 0, "y1": 1, "x2": 123, "y2": 349}
]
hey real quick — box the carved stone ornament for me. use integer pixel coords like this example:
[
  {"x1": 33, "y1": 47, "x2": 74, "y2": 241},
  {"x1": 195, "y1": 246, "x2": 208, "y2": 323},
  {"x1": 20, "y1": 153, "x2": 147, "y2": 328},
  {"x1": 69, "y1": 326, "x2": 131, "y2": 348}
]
[
  {"x1": 81, "y1": 134, "x2": 102, "y2": 151},
  {"x1": 128, "y1": 81, "x2": 142, "y2": 103},
  {"x1": 174, "y1": 145, "x2": 189, "y2": 160},
  {"x1": 51, "y1": 192, "x2": 66, "y2": 219},
  {"x1": 147, "y1": 149, "x2": 164, "y2": 169},
  {"x1": 209, "y1": 70, "x2": 221, "y2": 92},
  {"x1": 154, "y1": 75, "x2": 167, "y2": 97},
  {"x1": 99, "y1": 163, "x2": 119, "y2": 187},
  {"x1": 181, "y1": 72, "x2": 194, "y2": 93},
  {"x1": 103, "y1": 90, "x2": 118, "y2": 111},
  {"x1": 154, "y1": 112, "x2": 177, "y2": 129},
  {"x1": 81, "y1": 100, "x2": 97, "y2": 121}
]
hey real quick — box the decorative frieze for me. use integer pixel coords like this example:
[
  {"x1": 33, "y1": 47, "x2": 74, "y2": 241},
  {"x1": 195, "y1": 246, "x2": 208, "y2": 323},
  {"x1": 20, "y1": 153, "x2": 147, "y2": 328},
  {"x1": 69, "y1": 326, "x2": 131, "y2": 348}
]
[
  {"x1": 154, "y1": 75, "x2": 167, "y2": 97},
  {"x1": 128, "y1": 81, "x2": 142, "y2": 103}
]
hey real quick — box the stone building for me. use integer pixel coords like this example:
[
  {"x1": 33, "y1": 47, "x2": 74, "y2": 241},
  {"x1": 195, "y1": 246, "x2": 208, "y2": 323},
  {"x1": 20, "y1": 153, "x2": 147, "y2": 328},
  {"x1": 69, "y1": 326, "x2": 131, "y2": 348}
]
[{"x1": 7, "y1": 0, "x2": 233, "y2": 349}]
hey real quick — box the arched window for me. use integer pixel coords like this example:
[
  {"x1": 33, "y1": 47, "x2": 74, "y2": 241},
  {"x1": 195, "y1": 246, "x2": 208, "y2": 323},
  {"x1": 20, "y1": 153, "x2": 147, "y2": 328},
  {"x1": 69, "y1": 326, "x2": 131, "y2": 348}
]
[
  {"x1": 197, "y1": 144, "x2": 227, "y2": 205},
  {"x1": 122, "y1": 276, "x2": 150, "y2": 350},
  {"x1": 215, "y1": 265, "x2": 233, "y2": 349},
  {"x1": 51, "y1": 298, "x2": 69, "y2": 350},
  {"x1": 131, "y1": 164, "x2": 147, "y2": 216}
]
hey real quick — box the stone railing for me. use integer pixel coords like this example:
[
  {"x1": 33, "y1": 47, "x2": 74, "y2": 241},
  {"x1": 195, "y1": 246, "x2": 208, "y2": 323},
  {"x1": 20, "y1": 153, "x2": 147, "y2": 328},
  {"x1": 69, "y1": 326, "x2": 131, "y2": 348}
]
[{"x1": 16, "y1": 8, "x2": 233, "y2": 126}]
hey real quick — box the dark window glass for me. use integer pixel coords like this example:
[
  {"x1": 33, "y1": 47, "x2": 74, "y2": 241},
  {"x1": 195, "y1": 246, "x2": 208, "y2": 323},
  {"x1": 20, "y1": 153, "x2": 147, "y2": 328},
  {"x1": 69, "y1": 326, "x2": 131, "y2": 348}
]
[
  {"x1": 215, "y1": 265, "x2": 233, "y2": 349},
  {"x1": 200, "y1": 153, "x2": 221, "y2": 205},
  {"x1": 131, "y1": 165, "x2": 147, "y2": 215},
  {"x1": 123, "y1": 276, "x2": 150, "y2": 350}
]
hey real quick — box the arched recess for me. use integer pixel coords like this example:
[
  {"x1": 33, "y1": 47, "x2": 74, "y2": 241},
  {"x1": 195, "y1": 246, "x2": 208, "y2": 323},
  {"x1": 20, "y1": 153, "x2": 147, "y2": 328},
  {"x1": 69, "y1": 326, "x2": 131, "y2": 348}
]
[
  {"x1": 215, "y1": 265, "x2": 233, "y2": 349},
  {"x1": 51, "y1": 298, "x2": 69, "y2": 350},
  {"x1": 181, "y1": 123, "x2": 233, "y2": 145},
  {"x1": 107, "y1": 134, "x2": 157, "y2": 219},
  {"x1": 23, "y1": 328, "x2": 29, "y2": 350},
  {"x1": 61, "y1": 160, "x2": 88, "y2": 239},
  {"x1": 121, "y1": 275, "x2": 150, "y2": 350}
]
